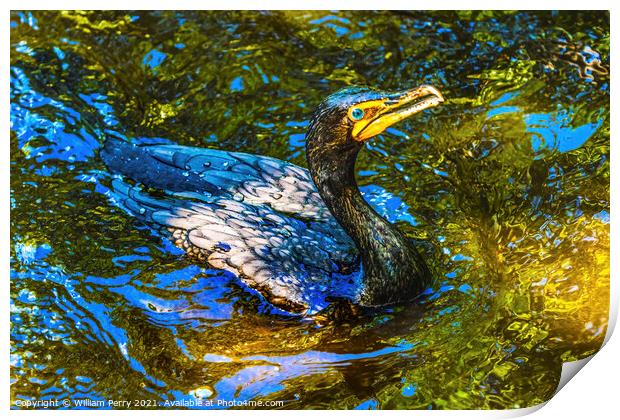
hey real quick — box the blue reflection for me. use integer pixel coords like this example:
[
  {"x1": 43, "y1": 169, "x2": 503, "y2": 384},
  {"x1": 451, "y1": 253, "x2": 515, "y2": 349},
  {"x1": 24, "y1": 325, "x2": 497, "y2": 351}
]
[
  {"x1": 11, "y1": 68, "x2": 101, "y2": 163},
  {"x1": 401, "y1": 382, "x2": 418, "y2": 397},
  {"x1": 285, "y1": 120, "x2": 309, "y2": 128},
  {"x1": 458, "y1": 284, "x2": 473, "y2": 295},
  {"x1": 309, "y1": 15, "x2": 350, "y2": 37},
  {"x1": 288, "y1": 133, "x2": 305, "y2": 148},
  {"x1": 486, "y1": 101, "x2": 603, "y2": 155},
  {"x1": 230, "y1": 76, "x2": 244, "y2": 92},
  {"x1": 53, "y1": 46, "x2": 65, "y2": 59},
  {"x1": 593, "y1": 210, "x2": 609, "y2": 224},
  {"x1": 79, "y1": 93, "x2": 118, "y2": 126},
  {"x1": 421, "y1": 282, "x2": 456, "y2": 302},
  {"x1": 490, "y1": 91, "x2": 520, "y2": 106},
  {"x1": 526, "y1": 111, "x2": 601, "y2": 153},
  {"x1": 208, "y1": 341, "x2": 416, "y2": 403},
  {"x1": 16, "y1": 11, "x2": 39, "y2": 29},
  {"x1": 15, "y1": 41, "x2": 34, "y2": 56},
  {"x1": 143, "y1": 49, "x2": 167, "y2": 69},
  {"x1": 15, "y1": 242, "x2": 52, "y2": 264},
  {"x1": 355, "y1": 399, "x2": 378, "y2": 409},
  {"x1": 360, "y1": 184, "x2": 419, "y2": 226},
  {"x1": 451, "y1": 253, "x2": 473, "y2": 262}
]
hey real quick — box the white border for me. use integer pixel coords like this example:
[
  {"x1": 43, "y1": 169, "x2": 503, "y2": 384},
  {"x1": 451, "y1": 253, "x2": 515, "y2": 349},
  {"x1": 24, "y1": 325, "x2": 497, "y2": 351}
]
[{"x1": 3, "y1": 2, "x2": 617, "y2": 419}]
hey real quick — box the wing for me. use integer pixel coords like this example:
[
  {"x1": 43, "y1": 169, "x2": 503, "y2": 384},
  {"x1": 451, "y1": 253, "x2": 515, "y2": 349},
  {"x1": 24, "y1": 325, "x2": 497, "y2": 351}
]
[
  {"x1": 108, "y1": 180, "x2": 361, "y2": 314},
  {"x1": 101, "y1": 139, "x2": 331, "y2": 221},
  {"x1": 100, "y1": 140, "x2": 362, "y2": 314}
]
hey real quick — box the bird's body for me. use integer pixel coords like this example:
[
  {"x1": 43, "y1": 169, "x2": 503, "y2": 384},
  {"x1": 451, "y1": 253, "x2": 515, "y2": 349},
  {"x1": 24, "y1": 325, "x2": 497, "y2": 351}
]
[
  {"x1": 101, "y1": 85, "x2": 444, "y2": 315},
  {"x1": 102, "y1": 140, "x2": 363, "y2": 313}
]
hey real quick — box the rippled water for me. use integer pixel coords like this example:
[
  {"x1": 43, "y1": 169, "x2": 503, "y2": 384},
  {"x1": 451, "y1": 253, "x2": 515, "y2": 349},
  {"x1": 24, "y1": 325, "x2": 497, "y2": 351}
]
[{"x1": 10, "y1": 11, "x2": 610, "y2": 409}]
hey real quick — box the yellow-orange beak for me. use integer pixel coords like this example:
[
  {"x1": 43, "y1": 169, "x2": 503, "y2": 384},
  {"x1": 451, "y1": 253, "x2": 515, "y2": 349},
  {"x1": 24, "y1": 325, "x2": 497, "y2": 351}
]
[{"x1": 351, "y1": 85, "x2": 444, "y2": 141}]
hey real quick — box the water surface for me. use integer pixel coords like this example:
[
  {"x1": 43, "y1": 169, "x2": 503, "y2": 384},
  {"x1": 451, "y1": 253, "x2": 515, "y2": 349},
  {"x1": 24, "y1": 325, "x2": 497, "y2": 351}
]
[{"x1": 10, "y1": 10, "x2": 609, "y2": 409}]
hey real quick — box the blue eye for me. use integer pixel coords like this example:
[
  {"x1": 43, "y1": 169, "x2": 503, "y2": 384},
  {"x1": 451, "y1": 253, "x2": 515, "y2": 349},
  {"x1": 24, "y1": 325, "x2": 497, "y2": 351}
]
[{"x1": 350, "y1": 107, "x2": 365, "y2": 121}]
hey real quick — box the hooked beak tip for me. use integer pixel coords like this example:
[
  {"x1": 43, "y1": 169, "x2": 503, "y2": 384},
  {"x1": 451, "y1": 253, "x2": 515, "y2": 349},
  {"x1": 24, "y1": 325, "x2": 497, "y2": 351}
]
[
  {"x1": 405, "y1": 84, "x2": 444, "y2": 103},
  {"x1": 422, "y1": 85, "x2": 445, "y2": 103}
]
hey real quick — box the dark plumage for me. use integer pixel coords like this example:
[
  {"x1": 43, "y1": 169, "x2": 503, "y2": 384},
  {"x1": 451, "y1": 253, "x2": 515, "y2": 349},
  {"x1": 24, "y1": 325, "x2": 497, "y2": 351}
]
[{"x1": 101, "y1": 85, "x2": 444, "y2": 315}]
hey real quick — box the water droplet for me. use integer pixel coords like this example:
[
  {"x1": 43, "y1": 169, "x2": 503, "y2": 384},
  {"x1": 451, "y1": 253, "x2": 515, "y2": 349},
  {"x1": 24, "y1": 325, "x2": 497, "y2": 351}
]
[
  {"x1": 182, "y1": 171, "x2": 189, "y2": 177},
  {"x1": 139, "y1": 208, "x2": 146, "y2": 214},
  {"x1": 233, "y1": 192, "x2": 244, "y2": 202},
  {"x1": 272, "y1": 193, "x2": 282, "y2": 200},
  {"x1": 203, "y1": 161, "x2": 211, "y2": 168},
  {"x1": 222, "y1": 161, "x2": 230, "y2": 169}
]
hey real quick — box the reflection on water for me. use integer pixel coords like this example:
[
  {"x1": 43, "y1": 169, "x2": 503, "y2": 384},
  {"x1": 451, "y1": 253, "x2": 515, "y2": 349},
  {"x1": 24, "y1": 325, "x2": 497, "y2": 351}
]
[{"x1": 10, "y1": 11, "x2": 609, "y2": 409}]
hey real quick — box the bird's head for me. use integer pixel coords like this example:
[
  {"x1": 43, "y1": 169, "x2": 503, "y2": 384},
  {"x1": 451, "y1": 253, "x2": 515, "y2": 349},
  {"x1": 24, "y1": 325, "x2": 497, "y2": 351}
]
[
  {"x1": 307, "y1": 84, "x2": 444, "y2": 150},
  {"x1": 306, "y1": 84, "x2": 444, "y2": 180}
]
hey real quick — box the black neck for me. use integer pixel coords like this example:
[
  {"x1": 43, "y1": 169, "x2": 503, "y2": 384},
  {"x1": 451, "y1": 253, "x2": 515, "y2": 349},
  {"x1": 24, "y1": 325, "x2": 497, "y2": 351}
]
[{"x1": 306, "y1": 125, "x2": 431, "y2": 306}]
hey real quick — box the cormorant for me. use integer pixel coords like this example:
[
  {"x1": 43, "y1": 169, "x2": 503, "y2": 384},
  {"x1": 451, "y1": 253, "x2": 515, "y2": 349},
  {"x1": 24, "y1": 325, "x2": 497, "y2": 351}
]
[{"x1": 101, "y1": 85, "x2": 444, "y2": 315}]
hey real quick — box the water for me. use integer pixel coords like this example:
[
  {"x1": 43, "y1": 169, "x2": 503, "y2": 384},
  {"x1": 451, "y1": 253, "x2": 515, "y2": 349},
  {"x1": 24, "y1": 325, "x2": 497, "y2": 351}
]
[{"x1": 10, "y1": 11, "x2": 609, "y2": 409}]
